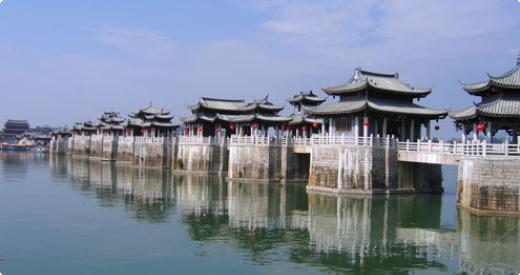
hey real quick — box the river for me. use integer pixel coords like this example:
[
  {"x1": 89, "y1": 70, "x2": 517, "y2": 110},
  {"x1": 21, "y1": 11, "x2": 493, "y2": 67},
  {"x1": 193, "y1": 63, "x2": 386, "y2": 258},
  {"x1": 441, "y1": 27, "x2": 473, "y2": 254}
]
[{"x1": 0, "y1": 152, "x2": 519, "y2": 274}]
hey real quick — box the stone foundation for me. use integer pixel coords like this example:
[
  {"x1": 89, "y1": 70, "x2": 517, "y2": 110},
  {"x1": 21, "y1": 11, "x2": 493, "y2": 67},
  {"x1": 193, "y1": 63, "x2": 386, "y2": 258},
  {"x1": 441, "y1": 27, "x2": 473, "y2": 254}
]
[
  {"x1": 457, "y1": 158, "x2": 520, "y2": 215},
  {"x1": 133, "y1": 138, "x2": 173, "y2": 168},
  {"x1": 228, "y1": 143, "x2": 271, "y2": 181},
  {"x1": 308, "y1": 145, "x2": 441, "y2": 194},
  {"x1": 70, "y1": 136, "x2": 91, "y2": 157},
  {"x1": 49, "y1": 136, "x2": 69, "y2": 155},
  {"x1": 227, "y1": 143, "x2": 304, "y2": 182},
  {"x1": 175, "y1": 142, "x2": 228, "y2": 175},
  {"x1": 117, "y1": 138, "x2": 135, "y2": 163},
  {"x1": 89, "y1": 136, "x2": 104, "y2": 159}
]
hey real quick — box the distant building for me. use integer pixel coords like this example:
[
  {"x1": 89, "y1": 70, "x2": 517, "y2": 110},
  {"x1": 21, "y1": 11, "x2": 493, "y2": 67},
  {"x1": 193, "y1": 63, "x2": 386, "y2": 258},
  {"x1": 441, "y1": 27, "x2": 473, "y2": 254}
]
[{"x1": 2, "y1": 119, "x2": 30, "y2": 140}]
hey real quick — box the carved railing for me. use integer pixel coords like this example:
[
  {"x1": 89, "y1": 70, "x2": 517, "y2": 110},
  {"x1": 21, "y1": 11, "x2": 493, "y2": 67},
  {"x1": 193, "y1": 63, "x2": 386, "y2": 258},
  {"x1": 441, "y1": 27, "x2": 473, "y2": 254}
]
[
  {"x1": 178, "y1": 135, "x2": 226, "y2": 145},
  {"x1": 229, "y1": 134, "x2": 396, "y2": 147},
  {"x1": 397, "y1": 139, "x2": 520, "y2": 158}
]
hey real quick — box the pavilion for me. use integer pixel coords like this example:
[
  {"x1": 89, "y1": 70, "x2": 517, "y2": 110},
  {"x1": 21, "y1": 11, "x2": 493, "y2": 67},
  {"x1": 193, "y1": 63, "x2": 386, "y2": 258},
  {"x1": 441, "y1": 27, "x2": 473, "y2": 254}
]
[
  {"x1": 304, "y1": 68, "x2": 448, "y2": 141},
  {"x1": 126, "y1": 104, "x2": 179, "y2": 137},
  {"x1": 97, "y1": 112, "x2": 126, "y2": 136},
  {"x1": 72, "y1": 121, "x2": 98, "y2": 136},
  {"x1": 287, "y1": 91, "x2": 326, "y2": 137},
  {"x1": 451, "y1": 56, "x2": 520, "y2": 142},
  {"x1": 182, "y1": 96, "x2": 291, "y2": 137}
]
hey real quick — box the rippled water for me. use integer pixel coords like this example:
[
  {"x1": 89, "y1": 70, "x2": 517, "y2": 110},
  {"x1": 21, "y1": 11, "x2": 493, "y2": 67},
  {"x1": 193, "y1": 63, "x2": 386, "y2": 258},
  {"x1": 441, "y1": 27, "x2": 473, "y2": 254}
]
[{"x1": 0, "y1": 152, "x2": 519, "y2": 274}]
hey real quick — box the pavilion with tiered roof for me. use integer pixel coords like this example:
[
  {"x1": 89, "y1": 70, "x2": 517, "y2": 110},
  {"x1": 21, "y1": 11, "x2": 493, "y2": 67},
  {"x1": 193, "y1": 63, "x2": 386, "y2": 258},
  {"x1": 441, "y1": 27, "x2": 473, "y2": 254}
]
[
  {"x1": 182, "y1": 96, "x2": 291, "y2": 137},
  {"x1": 287, "y1": 91, "x2": 325, "y2": 137},
  {"x1": 72, "y1": 121, "x2": 98, "y2": 136},
  {"x1": 127, "y1": 103, "x2": 179, "y2": 137},
  {"x1": 97, "y1": 112, "x2": 126, "y2": 136},
  {"x1": 305, "y1": 68, "x2": 448, "y2": 141},
  {"x1": 451, "y1": 56, "x2": 520, "y2": 142}
]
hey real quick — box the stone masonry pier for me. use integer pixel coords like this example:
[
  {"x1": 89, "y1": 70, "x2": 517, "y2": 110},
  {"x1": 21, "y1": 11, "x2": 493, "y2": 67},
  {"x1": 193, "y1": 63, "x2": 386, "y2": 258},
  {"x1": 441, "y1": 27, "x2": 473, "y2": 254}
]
[{"x1": 51, "y1": 134, "x2": 520, "y2": 215}]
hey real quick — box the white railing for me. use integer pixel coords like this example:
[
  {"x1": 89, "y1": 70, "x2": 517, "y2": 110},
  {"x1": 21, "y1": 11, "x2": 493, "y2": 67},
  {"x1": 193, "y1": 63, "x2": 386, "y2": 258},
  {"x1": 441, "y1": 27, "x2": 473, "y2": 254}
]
[
  {"x1": 72, "y1": 135, "x2": 91, "y2": 141},
  {"x1": 118, "y1": 136, "x2": 135, "y2": 142},
  {"x1": 178, "y1": 135, "x2": 226, "y2": 145},
  {"x1": 229, "y1": 134, "x2": 395, "y2": 147},
  {"x1": 134, "y1": 137, "x2": 166, "y2": 143},
  {"x1": 295, "y1": 134, "x2": 396, "y2": 147},
  {"x1": 230, "y1": 135, "x2": 283, "y2": 145},
  {"x1": 397, "y1": 139, "x2": 520, "y2": 158}
]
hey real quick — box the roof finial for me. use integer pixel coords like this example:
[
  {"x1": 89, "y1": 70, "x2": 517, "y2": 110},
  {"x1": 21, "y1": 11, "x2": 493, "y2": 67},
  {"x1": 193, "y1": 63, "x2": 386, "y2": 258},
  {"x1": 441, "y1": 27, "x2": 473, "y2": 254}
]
[{"x1": 517, "y1": 51, "x2": 520, "y2": 66}]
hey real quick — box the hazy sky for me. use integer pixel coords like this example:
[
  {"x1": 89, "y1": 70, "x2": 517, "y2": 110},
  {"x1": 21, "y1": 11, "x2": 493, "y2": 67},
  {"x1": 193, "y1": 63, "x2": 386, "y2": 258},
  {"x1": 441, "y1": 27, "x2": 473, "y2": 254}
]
[{"x1": 0, "y1": 0, "x2": 519, "y2": 136}]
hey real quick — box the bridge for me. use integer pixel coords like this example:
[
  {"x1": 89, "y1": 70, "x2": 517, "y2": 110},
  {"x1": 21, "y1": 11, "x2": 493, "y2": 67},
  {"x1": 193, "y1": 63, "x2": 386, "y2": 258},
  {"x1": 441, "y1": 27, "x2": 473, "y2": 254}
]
[{"x1": 227, "y1": 134, "x2": 520, "y2": 165}]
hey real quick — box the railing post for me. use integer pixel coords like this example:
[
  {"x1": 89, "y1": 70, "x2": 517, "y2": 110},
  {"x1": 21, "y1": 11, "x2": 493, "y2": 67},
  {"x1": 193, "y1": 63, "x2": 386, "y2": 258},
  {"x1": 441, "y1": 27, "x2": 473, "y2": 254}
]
[
  {"x1": 440, "y1": 140, "x2": 444, "y2": 153},
  {"x1": 482, "y1": 140, "x2": 487, "y2": 157},
  {"x1": 417, "y1": 139, "x2": 420, "y2": 152},
  {"x1": 453, "y1": 141, "x2": 457, "y2": 155},
  {"x1": 505, "y1": 139, "x2": 509, "y2": 157},
  {"x1": 406, "y1": 139, "x2": 410, "y2": 151},
  {"x1": 428, "y1": 139, "x2": 432, "y2": 152}
]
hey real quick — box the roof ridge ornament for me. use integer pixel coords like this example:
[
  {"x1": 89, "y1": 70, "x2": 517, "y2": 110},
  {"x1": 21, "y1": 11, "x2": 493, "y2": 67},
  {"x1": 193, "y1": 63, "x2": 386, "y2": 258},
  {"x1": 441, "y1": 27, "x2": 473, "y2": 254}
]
[{"x1": 517, "y1": 51, "x2": 520, "y2": 66}]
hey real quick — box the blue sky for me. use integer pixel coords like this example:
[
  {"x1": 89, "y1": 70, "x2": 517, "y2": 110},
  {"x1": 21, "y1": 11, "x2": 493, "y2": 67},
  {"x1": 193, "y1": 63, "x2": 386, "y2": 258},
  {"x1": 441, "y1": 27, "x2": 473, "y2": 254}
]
[{"x1": 0, "y1": 0, "x2": 520, "y2": 136}]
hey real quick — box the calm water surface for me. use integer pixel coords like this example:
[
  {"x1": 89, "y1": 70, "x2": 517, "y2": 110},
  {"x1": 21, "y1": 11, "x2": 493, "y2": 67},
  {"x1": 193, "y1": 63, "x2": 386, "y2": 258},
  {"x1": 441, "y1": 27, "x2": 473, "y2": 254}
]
[{"x1": 0, "y1": 152, "x2": 519, "y2": 274}]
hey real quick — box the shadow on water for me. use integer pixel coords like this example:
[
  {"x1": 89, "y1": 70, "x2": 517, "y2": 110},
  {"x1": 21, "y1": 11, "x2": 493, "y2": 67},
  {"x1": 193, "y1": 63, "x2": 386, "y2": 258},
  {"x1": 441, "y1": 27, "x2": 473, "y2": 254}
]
[{"x1": 43, "y1": 155, "x2": 520, "y2": 273}]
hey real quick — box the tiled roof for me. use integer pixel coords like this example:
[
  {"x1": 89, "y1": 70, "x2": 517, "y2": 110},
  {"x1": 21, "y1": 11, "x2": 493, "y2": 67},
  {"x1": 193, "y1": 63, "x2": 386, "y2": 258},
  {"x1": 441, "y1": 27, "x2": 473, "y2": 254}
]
[
  {"x1": 462, "y1": 59, "x2": 520, "y2": 94},
  {"x1": 189, "y1": 96, "x2": 284, "y2": 113},
  {"x1": 181, "y1": 114, "x2": 291, "y2": 124},
  {"x1": 288, "y1": 90, "x2": 327, "y2": 104},
  {"x1": 288, "y1": 112, "x2": 323, "y2": 126},
  {"x1": 322, "y1": 68, "x2": 431, "y2": 97},
  {"x1": 451, "y1": 94, "x2": 520, "y2": 120},
  {"x1": 304, "y1": 96, "x2": 447, "y2": 117}
]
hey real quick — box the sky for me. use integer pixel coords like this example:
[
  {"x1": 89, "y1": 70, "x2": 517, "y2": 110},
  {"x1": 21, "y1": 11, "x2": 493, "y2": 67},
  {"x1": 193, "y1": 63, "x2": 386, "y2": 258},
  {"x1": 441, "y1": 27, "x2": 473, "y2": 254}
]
[{"x1": 0, "y1": 0, "x2": 519, "y2": 137}]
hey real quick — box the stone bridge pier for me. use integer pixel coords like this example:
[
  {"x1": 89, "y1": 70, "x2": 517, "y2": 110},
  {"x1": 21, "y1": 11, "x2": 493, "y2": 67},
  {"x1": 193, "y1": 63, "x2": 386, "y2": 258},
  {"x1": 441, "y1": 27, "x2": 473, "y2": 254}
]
[
  {"x1": 457, "y1": 158, "x2": 520, "y2": 215},
  {"x1": 307, "y1": 142, "x2": 442, "y2": 194}
]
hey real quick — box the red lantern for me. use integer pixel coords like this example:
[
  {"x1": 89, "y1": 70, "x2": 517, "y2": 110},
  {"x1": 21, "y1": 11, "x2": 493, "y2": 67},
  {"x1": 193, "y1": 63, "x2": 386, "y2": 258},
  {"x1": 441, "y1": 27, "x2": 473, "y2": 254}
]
[
  {"x1": 140, "y1": 129, "x2": 145, "y2": 135},
  {"x1": 184, "y1": 128, "x2": 189, "y2": 134},
  {"x1": 476, "y1": 123, "x2": 486, "y2": 132},
  {"x1": 301, "y1": 126, "x2": 307, "y2": 132},
  {"x1": 252, "y1": 123, "x2": 259, "y2": 129},
  {"x1": 312, "y1": 122, "x2": 319, "y2": 129},
  {"x1": 434, "y1": 125, "x2": 440, "y2": 131},
  {"x1": 229, "y1": 124, "x2": 236, "y2": 130},
  {"x1": 363, "y1": 120, "x2": 369, "y2": 127}
]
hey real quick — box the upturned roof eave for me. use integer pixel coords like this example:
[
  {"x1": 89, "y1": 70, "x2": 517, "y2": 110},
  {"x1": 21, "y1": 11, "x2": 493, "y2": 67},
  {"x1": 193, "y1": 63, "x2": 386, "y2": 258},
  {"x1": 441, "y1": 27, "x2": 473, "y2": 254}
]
[{"x1": 322, "y1": 82, "x2": 431, "y2": 97}]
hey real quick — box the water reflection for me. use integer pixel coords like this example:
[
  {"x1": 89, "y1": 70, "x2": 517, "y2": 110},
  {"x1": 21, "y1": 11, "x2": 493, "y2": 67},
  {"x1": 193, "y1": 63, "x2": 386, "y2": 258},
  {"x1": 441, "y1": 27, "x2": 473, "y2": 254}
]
[
  {"x1": 1, "y1": 152, "x2": 47, "y2": 181},
  {"x1": 48, "y1": 156, "x2": 520, "y2": 274}
]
